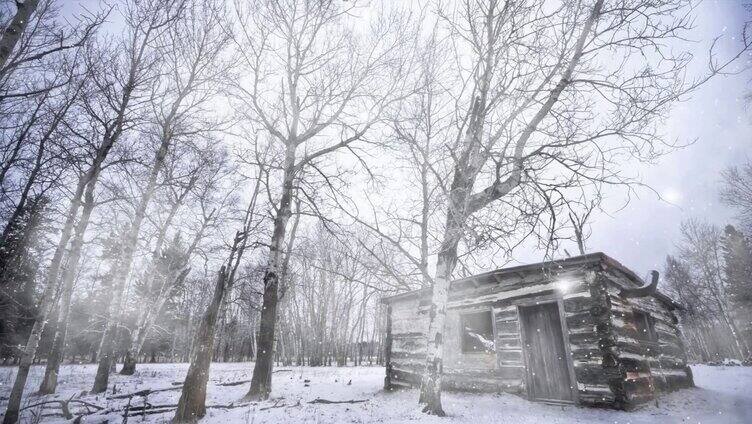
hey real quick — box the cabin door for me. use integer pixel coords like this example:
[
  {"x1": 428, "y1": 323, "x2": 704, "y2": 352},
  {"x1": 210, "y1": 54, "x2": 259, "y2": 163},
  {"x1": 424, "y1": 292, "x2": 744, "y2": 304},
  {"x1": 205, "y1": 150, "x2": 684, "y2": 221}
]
[{"x1": 519, "y1": 302, "x2": 574, "y2": 403}]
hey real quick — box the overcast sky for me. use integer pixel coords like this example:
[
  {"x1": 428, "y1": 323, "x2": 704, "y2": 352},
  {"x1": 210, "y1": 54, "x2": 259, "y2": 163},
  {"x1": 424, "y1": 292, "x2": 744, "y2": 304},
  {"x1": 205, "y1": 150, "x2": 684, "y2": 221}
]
[
  {"x1": 58, "y1": 0, "x2": 752, "y2": 279},
  {"x1": 518, "y1": 0, "x2": 752, "y2": 276}
]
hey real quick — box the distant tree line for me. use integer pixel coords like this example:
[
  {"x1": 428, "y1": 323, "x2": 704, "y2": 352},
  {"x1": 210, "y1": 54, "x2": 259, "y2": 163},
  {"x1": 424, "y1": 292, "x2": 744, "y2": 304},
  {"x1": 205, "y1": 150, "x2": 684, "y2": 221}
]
[{"x1": 664, "y1": 162, "x2": 752, "y2": 363}]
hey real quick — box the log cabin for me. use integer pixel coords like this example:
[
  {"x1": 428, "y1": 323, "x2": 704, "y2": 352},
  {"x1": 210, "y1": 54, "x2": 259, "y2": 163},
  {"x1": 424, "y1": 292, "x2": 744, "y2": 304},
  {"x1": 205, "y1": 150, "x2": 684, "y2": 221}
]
[{"x1": 381, "y1": 252, "x2": 694, "y2": 409}]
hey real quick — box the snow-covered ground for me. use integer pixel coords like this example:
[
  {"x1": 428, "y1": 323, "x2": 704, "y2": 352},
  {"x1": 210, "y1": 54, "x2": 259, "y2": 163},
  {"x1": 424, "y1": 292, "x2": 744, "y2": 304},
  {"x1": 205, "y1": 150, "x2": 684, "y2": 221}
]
[{"x1": 1, "y1": 363, "x2": 750, "y2": 423}]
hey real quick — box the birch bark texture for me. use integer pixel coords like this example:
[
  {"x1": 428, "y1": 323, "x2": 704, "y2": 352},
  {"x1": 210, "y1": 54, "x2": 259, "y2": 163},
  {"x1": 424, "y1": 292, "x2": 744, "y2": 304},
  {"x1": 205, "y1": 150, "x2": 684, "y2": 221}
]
[
  {"x1": 2, "y1": 69, "x2": 96, "y2": 424},
  {"x1": 0, "y1": 0, "x2": 40, "y2": 72}
]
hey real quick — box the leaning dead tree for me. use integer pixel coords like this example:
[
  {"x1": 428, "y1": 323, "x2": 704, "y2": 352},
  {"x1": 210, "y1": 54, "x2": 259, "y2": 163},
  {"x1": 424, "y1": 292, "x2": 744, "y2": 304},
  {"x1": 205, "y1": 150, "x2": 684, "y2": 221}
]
[
  {"x1": 409, "y1": 0, "x2": 749, "y2": 416},
  {"x1": 228, "y1": 0, "x2": 412, "y2": 401}
]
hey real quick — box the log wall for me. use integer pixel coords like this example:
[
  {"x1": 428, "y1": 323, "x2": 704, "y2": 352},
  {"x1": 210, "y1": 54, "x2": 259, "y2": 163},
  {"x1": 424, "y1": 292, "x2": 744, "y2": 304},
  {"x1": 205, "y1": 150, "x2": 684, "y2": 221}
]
[
  {"x1": 385, "y1": 297, "x2": 427, "y2": 387},
  {"x1": 386, "y1": 268, "x2": 603, "y2": 398},
  {"x1": 602, "y1": 268, "x2": 694, "y2": 407}
]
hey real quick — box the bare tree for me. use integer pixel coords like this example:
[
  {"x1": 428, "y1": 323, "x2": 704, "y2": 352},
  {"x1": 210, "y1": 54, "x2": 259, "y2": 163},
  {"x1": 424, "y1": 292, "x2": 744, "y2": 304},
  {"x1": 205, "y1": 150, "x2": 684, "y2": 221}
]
[
  {"x1": 121, "y1": 141, "x2": 229, "y2": 375},
  {"x1": 228, "y1": 0, "x2": 412, "y2": 400},
  {"x1": 674, "y1": 219, "x2": 749, "y2": 358},
  {"x1": 721, "y1": 161, "x2": 752, "y2": 233},
  {"x1": 1, "y1": 26, "x2": 104, "y2": 424},
  {"x1": 173, "y1": 164, "x2": 264, "y2": 422},
  {"x1": 407, "y1": 0, "x2": 749, "y2": 415},
  {"x1": 566, "y1": 190, "x2": 602, "y2": 256},
  {"x1": 90, "y1": 0, "x2": 231, "y2": 392}
]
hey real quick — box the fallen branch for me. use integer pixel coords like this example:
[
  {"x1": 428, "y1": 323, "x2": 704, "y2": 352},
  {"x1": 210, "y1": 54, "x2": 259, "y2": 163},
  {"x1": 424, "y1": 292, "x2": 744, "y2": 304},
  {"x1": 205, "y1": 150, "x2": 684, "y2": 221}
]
[
  {"x1": 70, "y1": 399, "x2": 104, "y2": 411},
  {"x1": 216, "y1": 379, "x2": 251, "y2": 387},
  {"x1": 21, "y1": 400, "x2": 66, "y2": 411},
  {"x1": 207, "y1": 402, "x2": 253, "y2": 410},
  {"x1": 126, "y1": 403, "x2": 177, "y2": 412},
  {"x1": 126, "y1": 408, "x2": 176, "y2": 418},
  {"x1": 308, "y1": 398, "x2": 368, "y2": 405},
  {"x1": 109, "y1": 386, "x2": 181, "y2": 399},
  {"x1": 20, "y1": 396, "x2": 76, "y2": 420},
  {"x1": 119, "y1": 402, "x2": 254, "y2": 418},
  {"x1": 258, "y1": 400, "x2": 285, "y2": 411}
]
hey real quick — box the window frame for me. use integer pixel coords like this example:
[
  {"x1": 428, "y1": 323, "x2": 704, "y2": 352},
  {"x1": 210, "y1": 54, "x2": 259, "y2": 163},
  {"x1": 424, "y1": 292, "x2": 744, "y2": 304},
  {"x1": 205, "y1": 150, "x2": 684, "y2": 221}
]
[
  {"x1": 632, "y1": 309, "x2": 659, "y2": 352},
  {"x1": 459, "y1": 309, "x2": 495, "y2": 354}
]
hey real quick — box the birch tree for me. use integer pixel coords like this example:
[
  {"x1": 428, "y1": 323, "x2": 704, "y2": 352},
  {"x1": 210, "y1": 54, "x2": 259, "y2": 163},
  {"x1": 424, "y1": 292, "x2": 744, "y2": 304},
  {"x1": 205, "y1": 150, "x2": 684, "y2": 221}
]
[
  {"x1": 1, "y1": 26, "x2": 105, "y2": 424},
  {"x1": 676, "y1": 219, "x2": 749, "y2": 358},
  {"x1": 91, "y1": 0, "x2": 230, "y2": 391},
  {"x1": 121, "y1": 140, "x2": 229, "y2": 375},
  {"x1": 0, "y1": 0, "x2": 40, "y2": 72},
  {"x1": 721, "y1": 161, "x2": 752, "y2": 233},
  {"x1": 410, "y1": 0, "x2": 749, "y2": 415}
]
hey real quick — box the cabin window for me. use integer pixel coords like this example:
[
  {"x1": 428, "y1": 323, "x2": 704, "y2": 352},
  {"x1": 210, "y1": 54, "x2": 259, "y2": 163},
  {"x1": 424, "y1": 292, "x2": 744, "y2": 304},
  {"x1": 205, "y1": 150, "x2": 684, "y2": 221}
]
[
  {"x1": 633, "y1": 310, "x2": 657, "y2": 345},
  {"x1": 461, "y1": 310, "x2": 495, "y2": 353}
]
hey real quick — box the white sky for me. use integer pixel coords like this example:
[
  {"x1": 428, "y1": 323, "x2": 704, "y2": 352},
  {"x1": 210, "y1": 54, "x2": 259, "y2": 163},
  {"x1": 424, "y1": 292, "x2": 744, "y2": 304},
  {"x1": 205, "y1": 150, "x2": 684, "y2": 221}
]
[
  {"x1": 513, "y1": 0, "x2": 752, "y2": 275},
  {"x1": 58, "y1": 0, "x2": 752, "y2": 280}
]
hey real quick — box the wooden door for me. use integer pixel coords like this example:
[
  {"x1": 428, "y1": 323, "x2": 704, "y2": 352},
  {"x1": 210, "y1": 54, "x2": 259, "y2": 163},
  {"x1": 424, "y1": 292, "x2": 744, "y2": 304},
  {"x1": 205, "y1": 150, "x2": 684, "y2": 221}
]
[{"x1": 520, "y1": 302, "x2": 574, "y2": 402}]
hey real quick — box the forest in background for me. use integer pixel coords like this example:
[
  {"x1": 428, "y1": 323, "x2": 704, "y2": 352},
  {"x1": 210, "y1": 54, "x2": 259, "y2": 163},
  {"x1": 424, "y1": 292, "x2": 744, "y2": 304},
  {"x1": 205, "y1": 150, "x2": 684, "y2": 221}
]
[
  {"x1": 663, "y1": 163, "x2": 752, "y2": 364},
  {"x1": 0, "y1": 0, "x2": 751, "y2": 421}
]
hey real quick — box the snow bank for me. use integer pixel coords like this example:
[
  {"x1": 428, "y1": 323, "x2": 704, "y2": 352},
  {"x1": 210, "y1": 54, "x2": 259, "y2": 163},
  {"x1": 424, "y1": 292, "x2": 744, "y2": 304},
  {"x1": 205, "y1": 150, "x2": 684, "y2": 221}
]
[{"x1": 1, "y1": 363, "x2": 750, "y2": 423}]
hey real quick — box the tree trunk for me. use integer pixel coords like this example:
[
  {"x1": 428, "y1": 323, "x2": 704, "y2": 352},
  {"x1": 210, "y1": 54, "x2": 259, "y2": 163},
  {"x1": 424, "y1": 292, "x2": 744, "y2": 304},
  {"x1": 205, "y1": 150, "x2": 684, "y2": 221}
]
[
  {"x1": 121, "y1": 266, "x2": 191, "y2": 375},
  {"x1": 418, "y1": 241, "x2": 459, "y2": 416},
  {"x1": 245, "y1": 148, "x2": 296, "y2": 401},
  {"x1": 245, "y1": 265, "x2": 282, "y2": 399},
  {"x1": 418, "y1": 94, "x2": 477, "y2": 415},
  {"x1": 0, "y1": 118, "x2": 50, "y2": 249},
  {"x1": 2, "y1": 171, "x2": 90, "y2": 423},
  {"x1": 38, "y1": 175, "x2": 97, "y2": 394},
  {"x1": 721, "y1": 306, "x2": 749, "y2": 359},
  {"x1": 173, "y1": 266, "x2": 227, "y2": 422},
  {"x1": 92, "y1": 137, "x2": 170, "y2": 392},
  {"x1": 0, "y1": 0, "x2": 40, "y2": 75},
  {"x1": 120, "y1": 182, "x2": 197, "y2": 375}
]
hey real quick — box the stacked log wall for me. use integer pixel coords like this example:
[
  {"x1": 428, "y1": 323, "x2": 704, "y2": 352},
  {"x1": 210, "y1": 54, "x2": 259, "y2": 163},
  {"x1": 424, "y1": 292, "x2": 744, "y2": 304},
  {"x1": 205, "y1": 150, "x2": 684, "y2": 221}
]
[
  {"x1": 442, "y1": 306, "x2": 499, "y2": 392},
  {"x1": 384, "y1": 267, "x2": 613, "y2": 401},
  {"x1": 602, "y1": 269, "x2": 693, "y2": 407},
  {"x1": 566, "y1": 269, "x2": 617, "y2": 407},
  {"x1": 585, "y1": 270, "x2": 628, "y2": 408},
  {"x1": 386, "y1": 297, "x2": 428, "y2": 387}
]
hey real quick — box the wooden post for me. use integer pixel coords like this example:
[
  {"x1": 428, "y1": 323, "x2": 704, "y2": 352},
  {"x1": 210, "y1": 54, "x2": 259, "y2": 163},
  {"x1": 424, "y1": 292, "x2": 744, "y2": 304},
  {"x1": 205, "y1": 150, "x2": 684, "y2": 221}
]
[{"x1": 384, "y1": 304, "x2": 393, "y2": 391}]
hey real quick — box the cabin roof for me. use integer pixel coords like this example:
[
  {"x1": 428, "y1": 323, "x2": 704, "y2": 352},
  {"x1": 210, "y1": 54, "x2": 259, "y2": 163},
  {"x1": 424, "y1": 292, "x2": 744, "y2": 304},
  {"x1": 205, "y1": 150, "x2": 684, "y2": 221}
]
[{"x1": 380, "y1": 252, "x2": 681, "y2": 309}]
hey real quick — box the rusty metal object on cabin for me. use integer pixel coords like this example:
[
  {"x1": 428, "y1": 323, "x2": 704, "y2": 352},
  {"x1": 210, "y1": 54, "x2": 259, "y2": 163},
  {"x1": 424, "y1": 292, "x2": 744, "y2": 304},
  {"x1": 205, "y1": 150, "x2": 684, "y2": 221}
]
[{"x1": 619, "y1": 270, "x2": 659, "y2": 298}]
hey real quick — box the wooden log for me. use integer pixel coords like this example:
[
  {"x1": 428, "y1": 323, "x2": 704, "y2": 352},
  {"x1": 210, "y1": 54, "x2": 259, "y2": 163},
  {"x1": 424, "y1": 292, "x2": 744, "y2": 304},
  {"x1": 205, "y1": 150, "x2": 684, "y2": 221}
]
[
  {"x1": 498, "y1": 350, "x2": 523, "y2": 363},
  {"x1": 495, "y1": 321, "x2": 519, "y2": 334},
  {"x1": 494, "y1": 309, "x2": 518, "y2": 322}
]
